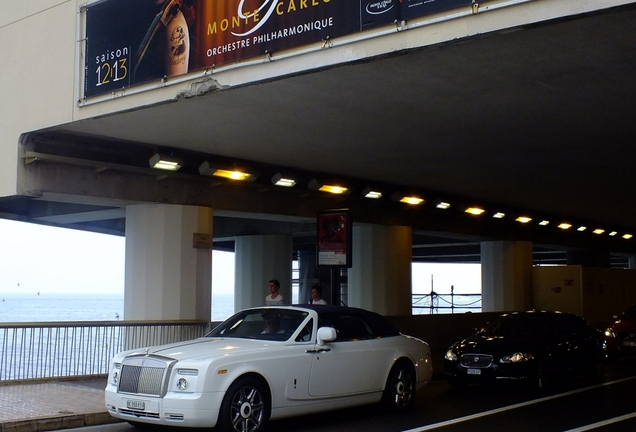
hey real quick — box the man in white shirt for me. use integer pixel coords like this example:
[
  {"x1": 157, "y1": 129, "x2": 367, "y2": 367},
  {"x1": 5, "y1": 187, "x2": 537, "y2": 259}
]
[
  {"x1": 309, "y1": 284, "x2": 328, "y2": 305},
  {"x1": 265, "y1": 279, "x2": 284, "y2": 306}
]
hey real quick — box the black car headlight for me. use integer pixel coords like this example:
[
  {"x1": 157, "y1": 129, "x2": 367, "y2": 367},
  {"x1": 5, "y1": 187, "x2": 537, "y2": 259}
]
[
  {"x1": 500, "y1": 352, "x2": 533, "y2": 363},
  {"x1": 604, "y1": 328, "x2": 616, "y2": 338},
  {"x1": 445, "y1": 349, "x2": 458, "y2": 362}
]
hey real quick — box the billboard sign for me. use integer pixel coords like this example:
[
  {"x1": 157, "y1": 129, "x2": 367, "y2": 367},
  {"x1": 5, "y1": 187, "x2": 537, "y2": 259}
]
[{"x1": 84, "y1": 0, "x2": 476, "y2": 98}]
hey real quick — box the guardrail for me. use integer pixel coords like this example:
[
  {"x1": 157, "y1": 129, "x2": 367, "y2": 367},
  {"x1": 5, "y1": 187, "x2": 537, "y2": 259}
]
[
  {"x1": 0, "y1": 320, "x2": 210, "y2": 382},
  {"x1": 412, "y1": 292, "x2": 482, "y2": 314}
]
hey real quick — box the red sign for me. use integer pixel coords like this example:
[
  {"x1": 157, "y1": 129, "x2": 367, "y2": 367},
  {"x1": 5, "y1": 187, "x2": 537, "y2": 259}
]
[{"x1": 317, "y1": 209, "x2": 351, "y2": 267}]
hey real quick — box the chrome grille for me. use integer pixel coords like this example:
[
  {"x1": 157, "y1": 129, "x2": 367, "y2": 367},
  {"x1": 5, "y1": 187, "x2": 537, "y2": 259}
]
[
  {"x1": 119, "y1": 364, "x2": 165, "y2": 396},
  {"x1": 460, "y1": 354, "x2": 493, "y2": 368}
]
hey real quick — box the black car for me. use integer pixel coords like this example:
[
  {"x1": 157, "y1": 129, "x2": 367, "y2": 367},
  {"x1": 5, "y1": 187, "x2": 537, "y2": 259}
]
[{"x1": 444, "y1": 311, "x2": 605, "y2": 389}]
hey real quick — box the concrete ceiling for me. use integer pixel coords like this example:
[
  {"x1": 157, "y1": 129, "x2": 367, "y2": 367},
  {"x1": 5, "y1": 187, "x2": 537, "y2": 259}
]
[{"x1": 5, "y1": 3, "x2": 636, "y2": 262}]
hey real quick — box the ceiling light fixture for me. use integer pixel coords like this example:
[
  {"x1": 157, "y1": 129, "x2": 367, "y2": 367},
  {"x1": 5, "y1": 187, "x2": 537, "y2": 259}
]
[
  {"x1": 392, "y1": 192, "x2": 424, "y2": 205},
  {"x1": 465, "y1": 207, "x2": 485, "y2": 216},
  {"x1": 198, "y1": 161, "x2": 257, "y2": 181},
  {"x1": 401, "y1": 196, "x2": 424, "y2": 205},
  {"x1": 308, "y1": 178, "x2": 350, "y2": 195},
  {"x1": 271, "y1": 173, "x2": 296, "y2": 187},
  {"x1": 623, "y1": 233, "x2": 633, "y2": 239},
  {"x1": 436, "y1": 201, "x2": 451, "y2": 209},
  {"x1": 593, "y1": 228, "x2": 605, "y2": 235},
  {"x1": 149, "y1": 153, "x2": 183, "y2": 171},
  {"x1": 609, "y1": 231, "x2": 618, "y2": 236},
  {"x1": 577, "y1": 226, "x2": 587, "y2": 232},
  {"x1": 515, "y1": 216, "x2": 532, "y2": 224},
  {"x1": 362, "y1": 187, "x2": 383, "y2": 199},
  {"x1": 539, "y1": 220, "x2": 550, "y2": 226},
  {"x1": 492, "y1": 212, "x2": 506, "y2": 219},
  {"x1": 558, "y1": 223, "x2": 572, "y2": 230}
]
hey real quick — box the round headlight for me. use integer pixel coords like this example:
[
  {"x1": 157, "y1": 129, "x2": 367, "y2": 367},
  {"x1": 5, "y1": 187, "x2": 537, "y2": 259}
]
[
  {"x1": 112, "y1": 371, "x2": 119, "y2": 384},
  {"x1": 445, "y1": 349, "x2": 457, "y2": 361},
  {"x1": 176, "y1": 378, "x2": 189, "y2": 390},
  {"x1": 500, "y1": 352, "x2": 531, "y2": 363}
]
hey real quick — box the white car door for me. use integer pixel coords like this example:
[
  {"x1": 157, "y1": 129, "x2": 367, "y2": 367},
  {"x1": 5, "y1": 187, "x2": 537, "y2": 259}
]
[{"x1": 307, "y1": 315, "x2": 378, "y2": 397}]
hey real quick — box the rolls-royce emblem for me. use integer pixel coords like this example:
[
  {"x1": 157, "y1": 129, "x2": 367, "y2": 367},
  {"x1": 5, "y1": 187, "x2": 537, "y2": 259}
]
[{"x1": 474, "y1": 356, "x2": 480, "y2": 363}]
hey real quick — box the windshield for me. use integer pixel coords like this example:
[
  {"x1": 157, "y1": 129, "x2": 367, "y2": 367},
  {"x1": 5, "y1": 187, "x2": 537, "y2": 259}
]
[
  {"x1": 480, "y1": 314, "x2": 552, "y2": 337},
  {"x1": 206, "y1": 308, "x2": 310, "y2": 341}
]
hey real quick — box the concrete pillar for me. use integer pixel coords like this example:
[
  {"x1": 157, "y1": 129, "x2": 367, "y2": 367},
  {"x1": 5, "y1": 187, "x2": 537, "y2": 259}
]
[
  {"x1": 348, "y1": 224, "x2": 412, "y2": 315},
  {"x1": 234, "y1": 235, "x2": 293, "y2": 310},
  {"x1": 629, "y1": 257, "x2": 636, "y2": 270},
  {"x1": 124, "y1": 204, "x2": 213, "y2": 321},
  {"x1": 481, "y1": 241, "x2": 533, "y2": 312},
  {"x1": 298, "y1": 249, "x2": 321, "y2": 304}
]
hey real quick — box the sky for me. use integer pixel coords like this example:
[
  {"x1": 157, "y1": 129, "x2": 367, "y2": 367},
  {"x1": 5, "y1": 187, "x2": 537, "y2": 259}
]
[{"x1": 0, "y1": 218, "x2": 480, "y2": 296}]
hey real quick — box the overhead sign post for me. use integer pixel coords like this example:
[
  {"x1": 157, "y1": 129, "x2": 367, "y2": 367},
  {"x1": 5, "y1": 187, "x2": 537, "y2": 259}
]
[{"x1": 317, "y1": 209, "x2": 352, "y2": 306}]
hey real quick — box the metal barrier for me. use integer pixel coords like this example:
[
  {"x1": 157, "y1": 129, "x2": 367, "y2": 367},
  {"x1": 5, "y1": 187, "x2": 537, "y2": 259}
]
[
  {"x1": 412, "y1": 292, "x2": 482, "y2": 314},
  {"x1": 0, "y1": 320, "x2": 209, "y2": 382}
]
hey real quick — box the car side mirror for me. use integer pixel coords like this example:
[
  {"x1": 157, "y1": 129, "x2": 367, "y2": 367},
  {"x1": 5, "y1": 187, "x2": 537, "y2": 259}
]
[{"x1": 317, "y1": 327, "x2": 337, "y2": 346}]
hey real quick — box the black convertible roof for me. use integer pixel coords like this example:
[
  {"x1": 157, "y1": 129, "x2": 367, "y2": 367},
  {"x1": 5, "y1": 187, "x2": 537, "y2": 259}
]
[{"x1": 289, "y1": 304, "x2": 400, "y2": 337}]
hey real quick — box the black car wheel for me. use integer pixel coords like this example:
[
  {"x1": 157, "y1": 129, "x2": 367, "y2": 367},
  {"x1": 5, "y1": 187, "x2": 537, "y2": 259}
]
[
  {"x1": 588, "y1": 350, "x2": 606, "y2": 383},
  {"x1": 382, "y1": 360, "x2": 416, "y2": 412},
  {"x1": 218, "y1": 376, "x2": 270, "y2": 432},
  {"x1": 537, "y1": 361, "x2": 554, "y2": 390}
]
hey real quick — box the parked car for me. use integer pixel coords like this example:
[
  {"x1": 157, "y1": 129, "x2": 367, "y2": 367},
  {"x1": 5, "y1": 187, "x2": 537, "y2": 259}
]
[
  {"x1": 604, "y1": 303, "x2": 636, "y2": 361},
  {"x1": 443, "y1": 310, "x2": 605, "y2": 389},
  {"x1": 105, "y1": 305, "x2": 432, "y2": 432}
]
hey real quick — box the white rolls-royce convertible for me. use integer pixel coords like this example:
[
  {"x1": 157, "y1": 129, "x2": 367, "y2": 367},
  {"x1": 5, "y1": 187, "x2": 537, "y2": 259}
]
[{"x1": 105, "y1": 305, "x2": 432, "y2": 432}]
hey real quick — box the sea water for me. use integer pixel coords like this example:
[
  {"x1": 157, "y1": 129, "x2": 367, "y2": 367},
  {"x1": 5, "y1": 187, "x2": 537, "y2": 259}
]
[{"x1": 0, "y1": 292, "x2": 235, "y2": 323}]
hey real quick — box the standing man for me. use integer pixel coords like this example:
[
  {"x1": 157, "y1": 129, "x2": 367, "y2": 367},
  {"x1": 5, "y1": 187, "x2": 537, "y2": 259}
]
[
  {"x1": 309, "y1": 284, "x2": 328, "y2": 305},
  {"x1": 265, "y1": 279, "x2": 284, "y2": 306}
]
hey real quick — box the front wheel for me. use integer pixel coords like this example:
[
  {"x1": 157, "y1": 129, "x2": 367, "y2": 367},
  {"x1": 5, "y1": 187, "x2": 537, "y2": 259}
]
[
  {"x1": 381, "y1": 361, "x2": 416, "y2": 412},
  {"x1": 217, "y1": 376, "x2": 270, "y2": 432},
  {"x1": 588, "y1": 350, "x2": 606, "y2": 383}
]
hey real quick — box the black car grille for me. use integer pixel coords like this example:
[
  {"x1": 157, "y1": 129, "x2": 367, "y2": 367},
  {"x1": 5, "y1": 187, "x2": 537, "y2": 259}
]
[{"x1": 460, "y1": 354, "x2": 493, "y2": 368}]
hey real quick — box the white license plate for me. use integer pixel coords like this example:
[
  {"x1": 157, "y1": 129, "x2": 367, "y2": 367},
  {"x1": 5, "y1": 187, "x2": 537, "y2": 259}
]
[
  {"x1": 127, "y1": 400, "x2": 146, "y2": 410},
  {"x1": 622, "y1": 341, "x2": 636, "y2": 347},
  {"x1": 467, "y1": 369, "x2": 481, "y2": 375}
]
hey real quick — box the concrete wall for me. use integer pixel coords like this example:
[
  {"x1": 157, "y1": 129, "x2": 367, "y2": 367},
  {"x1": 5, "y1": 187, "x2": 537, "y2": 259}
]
[
  {"x1": 534, "y1": 265, "x2": 636, "y2": 322},
  {"x1": 0, "y1": 1, "x2": 78, "y2": 197}
]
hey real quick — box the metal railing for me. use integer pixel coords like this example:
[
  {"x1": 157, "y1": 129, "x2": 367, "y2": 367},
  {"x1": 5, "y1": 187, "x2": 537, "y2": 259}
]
[
  {"x1": 0, "y1": 320, "x2": 209, "y2": 382},
  {"x1": 412, "y1": 292, "x2": 482, "y2": 314}
]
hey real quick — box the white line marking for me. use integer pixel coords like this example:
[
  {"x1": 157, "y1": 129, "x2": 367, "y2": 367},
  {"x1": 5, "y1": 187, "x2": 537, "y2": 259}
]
[
  {"x1": 402, "y1": 375, "x2": 636, "y2": 432},
  {"x1": 562, "y1": 412, "x2": 636, "y2": 432}
]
